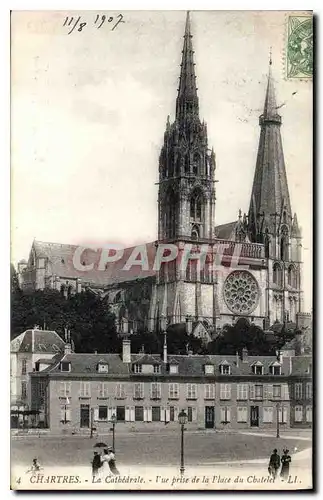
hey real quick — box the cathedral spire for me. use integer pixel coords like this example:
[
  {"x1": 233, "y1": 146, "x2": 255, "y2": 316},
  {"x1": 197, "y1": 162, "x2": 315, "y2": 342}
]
[
  {"x1": 248, "y1": 58, "x2": 292, "y2": 241},
  {"x1": 175, "y1": 11, "x2": 199, "y2": 121}
]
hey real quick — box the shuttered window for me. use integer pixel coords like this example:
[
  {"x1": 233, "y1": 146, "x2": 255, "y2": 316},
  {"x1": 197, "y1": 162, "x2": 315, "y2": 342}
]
[
  {"x1": 294, "y1": 405, "x2": 303, "y2": 422},
  {"x1": 220, "y1": 406, "x2": 231, "y2": 423},
  {"x1": 237, "y1": 384, "x2": 248, "y2": 400},
  {"x1": 220, "y1": 384, "x2": 231, "y2": 400},
  {"x1": 263, "y1": 406, "x2": 274, "y2": 423},
  {"x1": 237, "y1": 406, "x2": 248, "y2": 422}
]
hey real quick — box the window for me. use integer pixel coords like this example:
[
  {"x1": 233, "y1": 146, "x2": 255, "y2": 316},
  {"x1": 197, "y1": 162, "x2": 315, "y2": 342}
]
[
  {"x1": 97, "y1": 363, "x2": 109, "y2": 373},
  {"x1": 204, "y1": 365, "x2": 214, "y2": 375},
  {"x1": 263, "y1": 407, "x2": 274, "y2": 423},
  {"x1": 79, "y1": 382, "x2": 91, "y2": 398},
  {"x1": 21, "y1": 381, "x2": 27, "y2": 400},
  {"x1": 116, "y1": 406, "x2": 125, "y2": 421},
  {"x1": 273, "y1": 385, "x2": 281, "y2": 399},
  {"x1": 220, "y1": 384, "x2": 231, "y2": 400},
  {"x1": 252, "y1": 364, "x2": 263, "y2": 375},
  {"x1": 237, "y1": 384, "x2": 248, "y2": 400},
  {"x1": 169, "y1": 365, "x2": 178, "y2": 374},
  {"x1": 150, "y1": 382, "x2": 161, "y2": 399},
  {"x1": 294, "y1": 405, "x2": 303, "y2": 422},
  {"x1": 98, "y1": 382, "x2": 109, "y2": 398},
  {"x1": 306, "y1": 405, "x2": 312, "y2": 423},
  {"x1": 294, "y1": 383, "x2": 303, "y2": 399},
  {"x1": 115, "y1": 383, "x2": 125, "y2": 399},
  {"x1": 59, "y1": 381, "x2": 71, "y2": 398},
  {"x1": 187, "y1": 384, "x2": 197, "y2": 400},
  {"x1": 273, "y1": 263, "x2": 282, "y2": 286},
  {"x1": 135, "y1": 406, "x2": 144, "y2": 421},
  {"x1": 60, "y1": 404, "x2": 71, "y2": 423},
  {"x1": 98, "y1": 406, "x2": 108, "y2": 420},
  {"x1": 152, "y1": 406, "x2": 161, "y2": 421},
  {"x1": 280, "y1": 226, "x2": 289, "y2": 261},
  {"x1": 60, "y1": 361, "x2": 71, "y2": 372},
  {"x1": 278, "y1": 406, "x2": 288, "y2": 423},
  {"x1": 237, "y1": 406, "x2": 248, "y2": 423},
  {"x1": 190, "y1": 191, "x2": 203, "y2": 221},
  {"x1": 288, "y1": 265, "x2": 297, "y2": 288},
  {"x1": 134, "y1": 383, "x2": 144, "y2": 399},
  {"x1": 305, "y1": 382, "x2": 312, "y2": 400},
  {"x1": 21, "y1": 359, "x2": 27, "y2": 375},
  {"x1": 270, "y1": 365, "x2": 281, "y2": 376},
  {"x1": 255, "y1": 384, "x2": 263, "y2": 399},
  {"x1": 220, "y1": 364, "x2": 231, "y2": 375},
  {"x1": 133, "y1": 364, "x2": 142, "y2": 373},
  {"x1": 187, "y1": 407, "x2": 197, "y2": 422},
  {"x1": 220, "y1": 406, "x2": 231, "y2": 423},
  {"x1": 204, "y1": 384, "x2": 215, "y2": 400},
  {"x1": 169, "y1": 383, "x2": 179, "y2": 399},
  {"x1": 153, "y1": 365, "x2": 161, "y2": 374}
]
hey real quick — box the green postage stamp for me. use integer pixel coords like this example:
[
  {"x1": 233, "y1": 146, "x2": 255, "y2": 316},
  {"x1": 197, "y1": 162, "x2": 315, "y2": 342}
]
[{"x1": 286, "y1": 15, "x2": 313, "y2": 79}]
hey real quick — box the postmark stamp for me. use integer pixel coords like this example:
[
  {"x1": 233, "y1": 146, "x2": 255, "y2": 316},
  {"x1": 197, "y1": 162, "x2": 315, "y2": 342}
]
[{"x1": 286, "y1": 15, "x2": 313, "y2": 79}]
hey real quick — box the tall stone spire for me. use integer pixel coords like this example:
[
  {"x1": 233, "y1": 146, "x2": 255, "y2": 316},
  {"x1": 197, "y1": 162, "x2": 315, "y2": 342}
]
[
  {"x1": 175, "y1": 11, "x2": 199, "y2": 122},
  {"x1": 248, "y1": 56, "x2": 292, "y2": 241}
]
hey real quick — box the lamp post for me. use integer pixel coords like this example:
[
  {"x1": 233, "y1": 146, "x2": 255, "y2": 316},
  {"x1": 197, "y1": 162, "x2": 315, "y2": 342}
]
[
  {"x1": 178, "y1": 409, "x2": 188, "y2": 476},
  {"x1": 276, "y1": 403, "x2": 280, "y2": 438},
  {"x1": 110, "y1": 414, "x2": 117, "y2": 451}
]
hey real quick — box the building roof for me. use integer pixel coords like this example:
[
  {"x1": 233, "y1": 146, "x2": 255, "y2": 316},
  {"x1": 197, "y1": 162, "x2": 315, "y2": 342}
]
[
  {"x1": 33, "y1": 351, "x2": 312, "y2": 378},
  {"x1": 29, "y1": 240, "x2": 157, "y2": 286},
  {"x1": 10, "y1": 329, "x2": 65, "y2": 354},
  {"x1": 214, "y1": 221, "x2": 237, "y2": 240}
]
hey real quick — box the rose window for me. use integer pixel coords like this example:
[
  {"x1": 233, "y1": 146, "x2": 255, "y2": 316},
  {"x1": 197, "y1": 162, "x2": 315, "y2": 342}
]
[{"x1": 223, "y1": 271, "x2": 259, "y2": 314}]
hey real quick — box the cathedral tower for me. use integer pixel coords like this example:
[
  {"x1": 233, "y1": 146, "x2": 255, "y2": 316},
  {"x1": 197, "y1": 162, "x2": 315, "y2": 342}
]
[
  {"x1": 158, "y1": 12, "x2": 216, "y2": 242},
  {"x1": 248, "y1": 57, "x2": 303, "y2": 325}
]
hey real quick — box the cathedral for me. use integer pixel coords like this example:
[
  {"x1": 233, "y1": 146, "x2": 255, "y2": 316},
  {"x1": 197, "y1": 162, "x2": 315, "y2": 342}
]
[{"x1": 17, "y1": 13, "x2": 309, "y2": 341}]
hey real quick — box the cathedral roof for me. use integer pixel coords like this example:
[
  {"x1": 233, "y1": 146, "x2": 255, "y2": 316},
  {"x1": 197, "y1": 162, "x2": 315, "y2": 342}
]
[
  {"x1": 29, "y1": 240, "x2": 157, "y2": 287},
  {"x1": 214, "y1": 221, "x2": 237, "y2": 240},
  {"x1": 10, "y1": 328, "x2": 65, "y2": 354}
]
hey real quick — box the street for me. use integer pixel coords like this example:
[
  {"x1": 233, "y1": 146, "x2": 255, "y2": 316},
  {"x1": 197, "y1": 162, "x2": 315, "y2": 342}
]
[{"x1": 11, "y1": 430, "x2": 311, "y2": 468}]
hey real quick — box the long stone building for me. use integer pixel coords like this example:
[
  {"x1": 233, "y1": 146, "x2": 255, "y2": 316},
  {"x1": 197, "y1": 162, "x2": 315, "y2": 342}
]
[{"x1": 17, "y1": 13, "x2": 308, "y2": 341}]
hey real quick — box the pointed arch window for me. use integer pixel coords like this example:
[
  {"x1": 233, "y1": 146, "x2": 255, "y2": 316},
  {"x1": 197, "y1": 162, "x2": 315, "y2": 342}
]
[
  {"x1": 288, "y1": 265, "x2": 297, "y2": 288},
  {"x1": 264, "y1": 229, "x2": 270, "y2": 258},
  {"x1": 190, "y1": 191, "x2": 203, "y2": 221},
  {"x1": 191, "y1": 225, "x2": 200, "y2": 240},
  {"x1": 273, "y1": 263, "x2": 283, "y2": 286},
  {"x1": 176, "y1": 155, "x2": 181, "y2": 175},
  {"x1": 166, "y1": 189, "x2": 178, "y2": 238},
  {"x1": 280, "y1": 225, "x2": 289, "y2": 261},
  {"x1": 185, "y1": 154, "x2": 190, "y2": 174},
  {"x1": 193, "y1": 152, "x2": 200, "y2": 176}
]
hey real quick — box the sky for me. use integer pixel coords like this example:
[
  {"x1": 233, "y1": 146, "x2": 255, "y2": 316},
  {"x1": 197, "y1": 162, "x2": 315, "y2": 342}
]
[{"x1": 11, "y1": 10, "x2": 312, "y2": 311}]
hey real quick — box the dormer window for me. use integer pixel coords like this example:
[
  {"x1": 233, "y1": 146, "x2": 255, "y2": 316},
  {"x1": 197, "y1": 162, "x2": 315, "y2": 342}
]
[
  {"x1": 220, "y1": 362, "x2": 231, "y2": 375},
  {"x1": 169, "y1": 364, "x2": 178, "y2": 374},
  {"x1": 204, "y1": 364, "x2": 214, "y2": 375},
  {"x1": 60, "y1": 361, "x2": 71, "y2": 372},
  {"x1": 97, "y1": 363, "x2": 109, "y2": 373},
  {"x1": 133, "y1": 364, "x2": 142, "y2": 374},
  {"x1": 270, "y1": 363, "x2": 282, "y2": 376},
  {"x1": 252, "y1": 362, "x2": 264, "y2": 375},
  {"x1": 153, "y1": 365, "x2": 161, "y2": 374}
]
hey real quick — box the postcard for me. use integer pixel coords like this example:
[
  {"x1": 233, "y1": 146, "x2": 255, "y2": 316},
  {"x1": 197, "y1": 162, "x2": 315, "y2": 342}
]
[{"x1": 10, "y1": 10, "x2": 313, "y2": 491}]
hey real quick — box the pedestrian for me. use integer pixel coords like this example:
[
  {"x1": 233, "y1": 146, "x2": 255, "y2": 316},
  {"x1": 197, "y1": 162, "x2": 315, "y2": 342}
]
[
  {"x1": 280, "y1": 448, "x2": 291, "y2": 480},
  {"x1": 100, "y1": 448, "x2": 113, "y2": 477},
  {"x1": 268, "y1": 449, "x2": 280, "y2": 480},
  {"x1": 106, "y1": 446, "x2": 120, "y2": 476},
  {"x1": 92, "y1": 451, "x2": 102, "y2": 477}
]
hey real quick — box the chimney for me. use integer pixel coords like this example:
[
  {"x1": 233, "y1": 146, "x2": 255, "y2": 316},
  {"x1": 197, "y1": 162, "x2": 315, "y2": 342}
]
[
  {"x1": 64, "y1": 343, "x2": 72, "y2": 355},
  {"x1": 163, "y1": 333, "x2": 167, "y2": 364},
  {"x1": 236, "y1": 351, "x2": 239, "y2": 368},
  {"x1": 277, "y1": 350, "x2": 283, "y2": 364},
  {"x1": 289, "y1": 356, "x2": 293, "y2": 375},
  {"x1": 241, "y1": 347, "x2": 248, "y2": 363},
  {"x1": 122, "y1": 339, "x2": 131, "y2": 363}
]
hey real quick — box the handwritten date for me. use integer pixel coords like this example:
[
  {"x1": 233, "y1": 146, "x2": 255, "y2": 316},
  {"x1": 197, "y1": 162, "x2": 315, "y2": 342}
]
[{"x1": 63, "y1": 14, "x2": 125, "y2": 35}]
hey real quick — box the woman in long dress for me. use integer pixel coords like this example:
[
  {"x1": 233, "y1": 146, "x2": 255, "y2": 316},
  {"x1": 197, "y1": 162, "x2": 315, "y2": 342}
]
[
  {"x1": 100, "y1": 449, "x2": 113, "y2": 477},
  {"x1": 280, "y1": 449, "x2": 291, "y2": 480}
]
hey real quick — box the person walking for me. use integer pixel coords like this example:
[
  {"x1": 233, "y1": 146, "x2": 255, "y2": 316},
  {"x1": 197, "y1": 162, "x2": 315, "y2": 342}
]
[
  {"x1": 268, "y1": 449, "x2": 281, "y2": 480},
  {"x1": 280, "y1": 449, "x2": 291, "y2": 480},
  {"x1": 91, "y1": 451, "x2": 102, "y2": 478},
  {"x1": 106, "y1": 447, "x2": 120, "y2": 476}
]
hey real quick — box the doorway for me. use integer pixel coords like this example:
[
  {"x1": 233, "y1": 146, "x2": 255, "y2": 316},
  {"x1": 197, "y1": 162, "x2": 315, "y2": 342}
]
[
  {"x1": 80, "y1": 404, "x2": 90, "y2": 428},
  {"x1": 250, "y1": 406, "x2": 259, "y2": 427},
  {"x1": 205, "y1": 406, "x2": 215, "y2": 428}
]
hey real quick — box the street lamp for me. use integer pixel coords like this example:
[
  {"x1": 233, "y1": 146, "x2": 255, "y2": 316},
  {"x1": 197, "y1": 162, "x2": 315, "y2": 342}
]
[
  {"x1": 276, "y1": 403, "x2": 280, "y2": 438},
  {"x1": 178, "y1": 409, "x2": 188, "y2": 476},
  {"x1": 110, "y1": 414, "x2": 117, "y2": 451}
]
